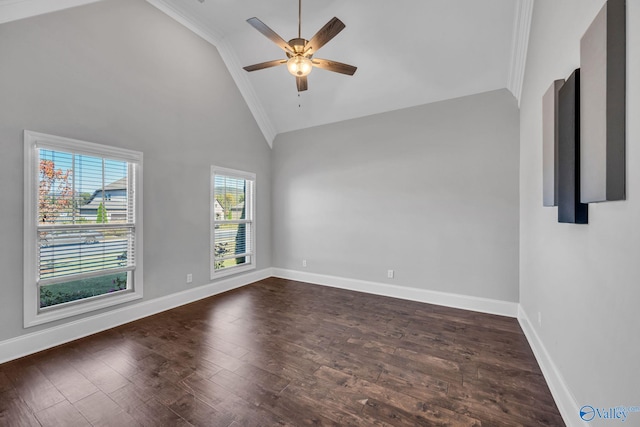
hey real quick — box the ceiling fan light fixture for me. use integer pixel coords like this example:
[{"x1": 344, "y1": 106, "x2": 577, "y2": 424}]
[{"x1": 287, "y1": 56, "x2": 313, "y2": 77}]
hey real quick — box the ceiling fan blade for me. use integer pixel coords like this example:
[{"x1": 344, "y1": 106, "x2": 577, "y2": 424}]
[
  {"x1": 296, "y1": 76, "x2": 308, "y2": 92},
  {"x1": 246, "y1": 17, "x2": 293, "y2": 54},
  {"x1": 305, "y1": 17, "x2": 345, "y2": 55},
  {"x1": 243, "y1": 59, "x2": 287, "y2": 72},
  {"x1": 312, "y1": 58, "x2": 357, "y2": 76}
]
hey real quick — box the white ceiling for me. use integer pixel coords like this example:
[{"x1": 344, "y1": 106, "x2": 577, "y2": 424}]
[{"x1": 1, "y1": 0, "x2": 533, "y2": 145}]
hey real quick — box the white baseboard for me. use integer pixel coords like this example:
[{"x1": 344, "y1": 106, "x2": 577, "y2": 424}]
[
  {"x1": 0, "y1": 268, "x2": 272, "y2": 364},
  {"x1": 272, "y1": 268, "x2": 518, "y2": 318},
  {"x1": 517, "y1": 306, "x2": 585, "y2": 427}
]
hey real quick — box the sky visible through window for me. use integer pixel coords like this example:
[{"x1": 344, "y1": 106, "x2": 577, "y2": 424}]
[{"x1": 40, "y1": 149, "x2": 127, "y2": 194}]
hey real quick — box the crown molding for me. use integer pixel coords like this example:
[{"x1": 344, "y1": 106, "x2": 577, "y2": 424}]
[
  {"x1": 0, "y1": 0, "x2": 101, "y2": 24},
  {"x1": 215, "y1": 41, "x2": 277, "y2": 146},
  {"x1": 145, "y1": 0, "x2": 223, "y2": 45},
  {"x1": 507, "y1": 0, "x2": 534, "y2": 106},
  {"x1": 146, "y1": 0, "x2": 277, "y2": 147}
]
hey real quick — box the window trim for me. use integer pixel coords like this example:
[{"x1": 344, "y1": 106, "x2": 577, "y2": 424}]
[
  {"x1": 23, "y1": 131, "x2": 144, "y2": 328},
  {"x1": 210, "y1": 165, "x2": 256, "y2": 280}
]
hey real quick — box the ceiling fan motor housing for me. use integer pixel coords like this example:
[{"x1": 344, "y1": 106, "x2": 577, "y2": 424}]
[{"x1": 286, "y1": 38, "x2": 309, "y2": 57}]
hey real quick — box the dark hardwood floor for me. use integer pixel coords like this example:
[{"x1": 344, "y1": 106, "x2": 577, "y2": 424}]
[{"x1": 0, "y1": 278, "x2": 564, "y2": 426}]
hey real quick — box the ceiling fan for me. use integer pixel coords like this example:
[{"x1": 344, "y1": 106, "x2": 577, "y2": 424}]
[{"x1": 242, "y1": 0, "x2": 357, "y2": 92}]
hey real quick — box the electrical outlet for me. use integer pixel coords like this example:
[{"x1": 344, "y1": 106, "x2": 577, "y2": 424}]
[
  {"x1": 186, "y1": 273, "x2": 193, "y2": 284},
  {"x1": 302, "y1": 259, "x2": 307, "y2": 267},
  {"x1": 538, "y1": 311, "x2": 542, "y2": 327},
  {"x1": 387, "y1": 269, "x2": 394, "y2": 279}
]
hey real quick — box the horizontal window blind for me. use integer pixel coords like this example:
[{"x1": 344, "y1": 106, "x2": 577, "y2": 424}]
[
  {"x1": 212, "y1": 168, "x2": 255, "y2": 276},
  {"x1": 36, "y1": 148, "x2": 137, "y2": 286}
]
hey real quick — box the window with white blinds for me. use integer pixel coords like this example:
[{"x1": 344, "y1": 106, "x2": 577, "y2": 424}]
[
  {"x1": 211, "y1": 166, "x2": 255, "y2": 279},
  {"x1": 24, "y1": 131, "x2": 143, "y2": 327}
]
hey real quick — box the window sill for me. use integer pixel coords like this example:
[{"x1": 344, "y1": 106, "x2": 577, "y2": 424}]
[
  {"x1": 24, "y1": 290, "x2": 143, "y2": 328},
  {"x1": 211, "y1": 263, "x2": 255, "y2": 281}
]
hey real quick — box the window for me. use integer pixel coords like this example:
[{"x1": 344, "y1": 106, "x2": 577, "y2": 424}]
[
  {"x1": 24, "y1": 131, "x2": 143, "y2": 327},
  {"x1": 211, "y1": 166, "x2": 255, "y2": 279}
]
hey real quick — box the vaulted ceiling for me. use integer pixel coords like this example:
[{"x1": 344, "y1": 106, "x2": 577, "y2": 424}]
[{"x1": 2, "y1": 0, "x2": 533, "y2": 146}]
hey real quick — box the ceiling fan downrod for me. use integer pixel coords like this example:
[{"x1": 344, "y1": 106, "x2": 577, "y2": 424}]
[{"x1": 298, "y1": 0, "x2": 302, "y2": 39}]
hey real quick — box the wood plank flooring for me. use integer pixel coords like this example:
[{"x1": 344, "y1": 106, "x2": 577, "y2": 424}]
[{"x1": 0, "y1": 278, "x2": 564, "y2": 426}]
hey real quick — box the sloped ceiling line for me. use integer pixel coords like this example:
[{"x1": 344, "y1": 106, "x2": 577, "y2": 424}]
[
  {"x1": 507, "y1": 0, "x2": 534, "y2": 106},
  {"x1": 146, "y1": 0, "x2": 276, "y2": 146}
]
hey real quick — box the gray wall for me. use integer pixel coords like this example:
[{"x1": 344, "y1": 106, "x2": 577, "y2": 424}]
[
  {"x1": 520, "y1": 0, "x2": 640, "y2": 412},
  {"x1": 0, "y1": 0, "x2": 271, "y2": 341},
  {"x1": 272, "y1": 89, "x2": 520, "y2": 302}
]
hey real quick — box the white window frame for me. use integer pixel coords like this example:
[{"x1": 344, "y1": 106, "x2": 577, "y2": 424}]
[
  {"x1": 211, "y1": 166, "x2": 256, "y2": 279},
  {"x1": 23, "y1": 131, "x2": 144, "y2": 327}
]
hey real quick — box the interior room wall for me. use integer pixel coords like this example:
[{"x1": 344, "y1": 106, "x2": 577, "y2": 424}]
[
  {"x1": 272, "y1": 89, "x2": 520, "y2": 304},
  {"x1": 0, "y1": 0, "x2": 272, "y2": 342},
  {"x1": 519, "y1": 0, "x2": 640, "y2": 421}
]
